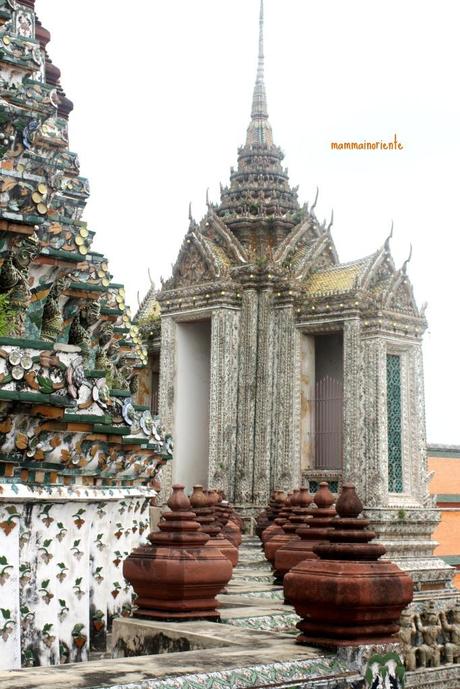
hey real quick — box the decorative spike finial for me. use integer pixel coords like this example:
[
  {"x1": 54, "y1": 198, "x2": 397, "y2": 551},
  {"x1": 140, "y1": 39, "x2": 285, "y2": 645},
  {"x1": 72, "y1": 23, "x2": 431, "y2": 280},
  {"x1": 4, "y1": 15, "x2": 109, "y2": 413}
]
[
  {"x1": 327, "y1": 209, "x2": 334, "y2": 231},
  {"x1": 402, "y1": 243, "x2": 413, "y2": 273},
  {"x1": 384, "y1": 220, "x2": 394, "y2": 251},
  {"x1": 206, "y1": 188, "x2": 210, "y2": 206},
  {"x1": 137, "y1": 291, "x2": 141, "y2": 309},
  {"x1": 148, "y1": 268, "x2": 154, "y2": 288},
  {"x1": 188, "y1": 201, "x2": 193, "y2": 221},
  {"x1": 311, "y1": 186, "x2": 319, "y2": 213}
]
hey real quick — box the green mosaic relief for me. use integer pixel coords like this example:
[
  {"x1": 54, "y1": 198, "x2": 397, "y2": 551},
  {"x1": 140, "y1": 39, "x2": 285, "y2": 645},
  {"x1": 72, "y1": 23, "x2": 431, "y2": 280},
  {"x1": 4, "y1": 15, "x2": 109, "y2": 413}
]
[{"x1": 387, "y1": 355, "x2": 403, "y2": 493}]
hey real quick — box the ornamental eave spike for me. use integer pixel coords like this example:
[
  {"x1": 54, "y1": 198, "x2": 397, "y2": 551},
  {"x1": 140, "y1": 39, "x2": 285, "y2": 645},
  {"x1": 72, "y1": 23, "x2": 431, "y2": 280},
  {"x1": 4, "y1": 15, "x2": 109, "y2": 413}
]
[
  {"x1": 327, "y1": 209, "x2": 334, "y2": 231},
  {"x1": 402, "y1": 243, "x2": 413, "y2": 274},
  {"x1": 384, "y1": 220, "x2": 394, "y2": 251},
  {"x1": 311, "y1": 186, "x2": 319, "y2": 213}
]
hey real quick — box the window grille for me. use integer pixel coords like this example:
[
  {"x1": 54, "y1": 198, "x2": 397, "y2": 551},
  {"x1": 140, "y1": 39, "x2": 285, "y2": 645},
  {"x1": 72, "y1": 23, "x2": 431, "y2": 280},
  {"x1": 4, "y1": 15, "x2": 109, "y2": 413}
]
[{"x1": 387, "y1": 354, "x2": 403, "y2": 493}]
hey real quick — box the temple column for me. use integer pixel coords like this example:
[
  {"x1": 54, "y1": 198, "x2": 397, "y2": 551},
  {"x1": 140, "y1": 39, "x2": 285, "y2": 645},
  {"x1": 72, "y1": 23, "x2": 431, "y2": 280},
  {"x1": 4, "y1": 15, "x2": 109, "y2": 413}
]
[
  {"x1": 271, "y1": 304, "x2": 301, "y2": 495},
  {"x1": 208, "y1": 308, "x2": 240, "y2": 500},
  {"x1": 252, "y1": 289, "x2": 275, "y2": 504},
  {"x1": 361, "y1": 335, "x2": 389, "y2": 507},
  {"x1": 342, "y1": 318, "x2": 365, "y2": 496},
  {"x1": 234, "y1": 289, "x2": 259, "y2": 504},
  {"x1": 158, "y1": 316, "x2": 176, "y2": 502}
]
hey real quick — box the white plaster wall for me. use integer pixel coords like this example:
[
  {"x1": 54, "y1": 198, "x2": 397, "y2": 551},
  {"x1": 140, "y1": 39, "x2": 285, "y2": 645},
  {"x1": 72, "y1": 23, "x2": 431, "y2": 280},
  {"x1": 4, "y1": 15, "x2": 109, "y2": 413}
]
[
  {"x1": 300, "y1": 334, "x2": 315, "y2": 471},
  {"x1": 174, "y1": 320, "x2": 211, "y2": 493}
]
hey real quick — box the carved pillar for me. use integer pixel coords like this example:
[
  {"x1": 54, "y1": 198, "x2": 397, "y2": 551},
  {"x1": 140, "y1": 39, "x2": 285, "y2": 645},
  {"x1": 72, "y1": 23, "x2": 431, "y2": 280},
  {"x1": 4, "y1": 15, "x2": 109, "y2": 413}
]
[
  {"x1": 361, "y1": 335, "x2": 389, "y2": 507},
  {"x1": 411, "y1": 343, "x2": 430, "y2": 505},
  {"x1": 342, "y1": 318, "x2": 365, "y2": 496},
  {"x1": 208, "y1": 308, "x2": 240, "y2": 500},
  {"x1": 252, "y1": 289, "x2": 274, "y2": 504},
  {"x1": 158, "y1": 316, "x2": 176, "y2": 503},
  {"x1": 234, "y1": 289, "x2": 258, "y2": 503},
  {"x1": 271, "y1": 305, "x2": 301, "y2": 495}
]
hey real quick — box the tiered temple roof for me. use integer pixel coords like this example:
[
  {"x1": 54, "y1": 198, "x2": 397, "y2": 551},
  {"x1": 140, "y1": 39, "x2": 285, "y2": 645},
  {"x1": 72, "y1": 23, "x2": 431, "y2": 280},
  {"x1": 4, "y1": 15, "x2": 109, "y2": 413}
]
[{"x1": 143, "y1": 0, "x2": 425, "y2": 341}]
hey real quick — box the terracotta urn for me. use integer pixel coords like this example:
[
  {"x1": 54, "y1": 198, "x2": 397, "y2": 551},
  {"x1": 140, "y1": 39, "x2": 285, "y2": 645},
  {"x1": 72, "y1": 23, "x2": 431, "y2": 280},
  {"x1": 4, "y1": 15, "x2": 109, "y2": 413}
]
[
  {"x1": 264, "y1": 491, "x2": 301, "y2": 566},
  {"x1": 221, "y1": 502, "x2": 242, "y2": 547},
  {"x1": 256, "y1": 491, "x2": 278, "y2": 538},
  {"x1": 256, "y1": 492, "x2": 275, "y2": 537},
  {"x1": 275, "y1": 482, "x2": 336, "y2": 587},
  {"x1": 284, "y1": 483, "x2": 413, "y2": 647},
  {"x1": 123, "y1": 484, "x2": 232, "y2": 620},
  {"x1": 195, "y1": 488, "x2": 239, "y2": 567},
  {"x1": 274, "y1": 487, "x2": 313, "y2": 582},
  {"x1": 261, "y1": 490, "x2": 287, "y2": 543}
]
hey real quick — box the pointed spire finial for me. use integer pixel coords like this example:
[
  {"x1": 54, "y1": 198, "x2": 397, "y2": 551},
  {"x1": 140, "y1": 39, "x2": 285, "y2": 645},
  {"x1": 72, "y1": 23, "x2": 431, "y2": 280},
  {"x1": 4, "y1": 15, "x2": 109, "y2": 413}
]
[
  {"x1": 246, "y1": 0, "x2": 272, "y2": 145},
  {"x1": 257, "y1": 0, "x2": 264, "y2": 85}
]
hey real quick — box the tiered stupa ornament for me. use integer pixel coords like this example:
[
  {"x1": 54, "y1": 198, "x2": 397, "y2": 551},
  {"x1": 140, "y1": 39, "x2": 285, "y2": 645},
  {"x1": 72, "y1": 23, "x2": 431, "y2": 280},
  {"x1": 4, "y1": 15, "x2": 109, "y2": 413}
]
[
  {"x1": 264, "y1": 491, "x2": 299, "y2": 565},
  {"x1": 261, "y1": 490, "x2": 287, "y2": 543},
  {"x1": 275, "y1": 482, "x2": 336, "y2": 587},
  {"x1": 123, "y1": 485, "x2": 232, "y2": 621},
  {"x1": 284, "y1": 484, "x2": 413, "y2": 647},
  {"x1": 273, "y1": 486, "x2": 312, "y2": 582},
  {"x1": 193, "y1": 488, "x2": 239, "y2": 567}
]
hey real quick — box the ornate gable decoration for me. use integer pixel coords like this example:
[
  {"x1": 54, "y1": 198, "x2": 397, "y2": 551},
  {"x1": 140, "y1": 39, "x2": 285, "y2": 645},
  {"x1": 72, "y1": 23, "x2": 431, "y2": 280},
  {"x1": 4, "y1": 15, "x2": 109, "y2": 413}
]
[{"x1": 165, "y1": 232, "x2": 219, "y2": 290}]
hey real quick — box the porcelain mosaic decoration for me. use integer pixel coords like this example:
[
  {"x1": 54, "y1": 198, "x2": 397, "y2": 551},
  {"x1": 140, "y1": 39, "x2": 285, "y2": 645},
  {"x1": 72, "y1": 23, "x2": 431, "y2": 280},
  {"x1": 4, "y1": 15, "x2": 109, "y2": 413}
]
[{"x1": 0, "y1": 0, "x2": 171, "y2": 670}]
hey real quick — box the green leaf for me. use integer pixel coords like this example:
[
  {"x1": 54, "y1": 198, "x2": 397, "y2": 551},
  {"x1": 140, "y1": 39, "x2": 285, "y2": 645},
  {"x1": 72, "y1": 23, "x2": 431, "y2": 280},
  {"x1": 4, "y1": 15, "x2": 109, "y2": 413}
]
[
  {"x1": 41, "y1": 579, "x2": 49, "y2": 589},
  {"x1": 37, "y1": 375, "x2": 54, "y2": 394},
  {"x1": 1, "y1": 609, "x2": 11, "y2": 620},
  {"x1": 0, "y1": 556, "x2": 7, "y2": 566}
]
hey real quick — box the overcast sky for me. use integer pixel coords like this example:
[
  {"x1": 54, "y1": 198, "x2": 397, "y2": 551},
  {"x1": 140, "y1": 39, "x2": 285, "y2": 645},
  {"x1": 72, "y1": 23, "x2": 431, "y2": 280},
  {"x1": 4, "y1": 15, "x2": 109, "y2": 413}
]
[{"x1": 37, "y1": 0, "x2": 460, "y2": 444}]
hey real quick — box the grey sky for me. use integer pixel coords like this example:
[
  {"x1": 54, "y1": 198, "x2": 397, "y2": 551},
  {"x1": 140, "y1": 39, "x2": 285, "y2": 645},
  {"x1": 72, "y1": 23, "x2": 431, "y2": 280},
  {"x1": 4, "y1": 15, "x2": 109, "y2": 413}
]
[{"x1": 37, "y1": 0, "x2": 460, "y2": 444}]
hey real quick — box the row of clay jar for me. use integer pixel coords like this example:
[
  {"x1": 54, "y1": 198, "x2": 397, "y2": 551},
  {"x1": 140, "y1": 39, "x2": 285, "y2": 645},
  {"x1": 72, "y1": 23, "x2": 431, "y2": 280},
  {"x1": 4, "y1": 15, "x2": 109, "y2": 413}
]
[{"x1": 257, "y1": 483, "x2": 414, "y2": 648}]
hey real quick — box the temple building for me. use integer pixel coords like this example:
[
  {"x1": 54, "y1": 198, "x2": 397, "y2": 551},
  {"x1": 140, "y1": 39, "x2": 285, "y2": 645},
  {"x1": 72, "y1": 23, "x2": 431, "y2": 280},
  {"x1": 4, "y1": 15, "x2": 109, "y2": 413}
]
[
  {"x1": 143, "y1": 1, "x2": 428, "y2": 511},
  {"x1": 137, "y1": 0, "x2": 456, "y2": 604}
]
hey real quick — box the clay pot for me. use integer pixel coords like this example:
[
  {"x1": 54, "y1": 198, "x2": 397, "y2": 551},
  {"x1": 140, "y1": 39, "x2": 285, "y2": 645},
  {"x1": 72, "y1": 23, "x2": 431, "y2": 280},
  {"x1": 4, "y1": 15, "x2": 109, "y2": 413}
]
[
  {"x1": 264, "y1": 491, "x2": 301, "y2": 566},
  {"x1": 284, "y1": 484, "x2": 413, "y2": 647},
  {"x1": 123, "y1": 484, "x2": 232, "y2": 620},
  {"x1": 261, "y1": 490, "x2": 287, "y2": 543},
  {"x1": 222, "y1": 510, "x2": 242, "y2": 548},
  {"x1": 274, "y1": 487, "x2": 313, "y2": 581},
  {"x1": 193, "y1": 487, "x2": 239, "y2": 567},
  {"x1": 275, "y1": 482, "x2": 336, "y2": 586}
]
